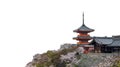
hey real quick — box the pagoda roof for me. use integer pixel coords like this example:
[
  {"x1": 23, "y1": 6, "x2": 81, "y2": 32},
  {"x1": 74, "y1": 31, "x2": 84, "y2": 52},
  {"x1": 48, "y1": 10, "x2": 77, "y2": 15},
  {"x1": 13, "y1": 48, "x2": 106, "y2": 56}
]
[
  {"x1": 73, "y1": 13, "x2": 94, "y2": 33},
  {"x1": 73, "y1": 36, "x2": 92, "y2": 40},
  {"x1": 74, "y1": 24, "x2": 94, "y2": 32}
]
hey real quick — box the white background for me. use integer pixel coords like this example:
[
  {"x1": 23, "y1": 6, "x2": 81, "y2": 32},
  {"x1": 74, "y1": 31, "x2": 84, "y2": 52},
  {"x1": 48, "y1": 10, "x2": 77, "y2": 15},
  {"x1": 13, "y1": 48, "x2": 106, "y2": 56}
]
[{"x1": 0, "y1": 0, "x2": 120, "y2": 67}]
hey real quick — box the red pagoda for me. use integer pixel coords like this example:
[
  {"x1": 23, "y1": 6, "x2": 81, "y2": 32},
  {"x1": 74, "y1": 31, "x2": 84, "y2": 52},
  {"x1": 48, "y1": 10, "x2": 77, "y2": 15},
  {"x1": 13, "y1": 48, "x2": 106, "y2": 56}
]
[{"x1": 73, "y1": 13, "x2": 94, "y2": 53}]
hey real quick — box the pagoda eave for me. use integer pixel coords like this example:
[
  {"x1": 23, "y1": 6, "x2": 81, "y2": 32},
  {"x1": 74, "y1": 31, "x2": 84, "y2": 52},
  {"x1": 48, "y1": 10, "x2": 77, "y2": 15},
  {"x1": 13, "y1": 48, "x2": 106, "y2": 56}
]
[
  {"x1": 73, "y1": 30, "x2": 94, "y2": 33},
  {"x1": 73, "y1": 37, "x2": 92, "y2": 40}
]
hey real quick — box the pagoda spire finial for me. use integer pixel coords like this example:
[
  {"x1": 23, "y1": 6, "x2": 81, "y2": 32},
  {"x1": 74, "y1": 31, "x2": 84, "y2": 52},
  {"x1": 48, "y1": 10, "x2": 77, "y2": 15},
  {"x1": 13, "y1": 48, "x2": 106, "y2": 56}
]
[{"x1": 82, "y1": 12, "x2": 85, "y2": 25}]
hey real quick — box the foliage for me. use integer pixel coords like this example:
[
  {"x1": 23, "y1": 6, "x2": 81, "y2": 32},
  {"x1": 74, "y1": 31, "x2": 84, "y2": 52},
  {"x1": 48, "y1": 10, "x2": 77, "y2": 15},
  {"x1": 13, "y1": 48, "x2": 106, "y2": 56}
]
[
  {"x1": 46, "y1": 50, "x2": 55, "y2": 58},
  {"x1": 60, "y1": 48, "x2": 75, "y2": 55},
  {"x1": 46, "y1": 50, "x2": 61, "y2": 66},
  {"x1": 35, "y1": 61, "x2": 52, "y2": 67},
  {"x1": 73, "y1": 64, "x2": 79, "y2": 67},
  {"x1": 36, "y1": 63, "x2": 44, "y2": 67},
  {"x1": 55, "y1": 61, "x2": 66, "y2": 67},
  {"x1": 34, "y1": 48, "x2": 77, "y2": 67},
  {"x1": 112, "y1": 60, "x2": 120, "y2": 67}
]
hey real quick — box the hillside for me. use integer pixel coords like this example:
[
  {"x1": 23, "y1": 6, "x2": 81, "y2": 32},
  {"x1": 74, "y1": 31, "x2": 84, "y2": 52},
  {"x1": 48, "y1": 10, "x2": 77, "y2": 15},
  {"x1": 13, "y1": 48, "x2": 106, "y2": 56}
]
[{"x1": 25, "y1": 44, "x2": 120, "y2": 67}]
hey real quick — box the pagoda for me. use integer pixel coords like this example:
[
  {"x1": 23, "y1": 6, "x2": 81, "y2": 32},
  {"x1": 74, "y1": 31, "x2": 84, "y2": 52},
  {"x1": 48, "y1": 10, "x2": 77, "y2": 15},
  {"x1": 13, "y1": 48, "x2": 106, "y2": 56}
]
[{"x1": 73, "y1": 13, "x2": 94, "y2": 46}]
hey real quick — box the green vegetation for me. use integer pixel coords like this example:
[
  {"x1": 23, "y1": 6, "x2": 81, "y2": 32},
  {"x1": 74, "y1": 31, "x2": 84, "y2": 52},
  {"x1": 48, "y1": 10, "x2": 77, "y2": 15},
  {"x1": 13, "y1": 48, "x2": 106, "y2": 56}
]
[
  {"x1": 73, "y1": 64, "x2": 79, "y2": 67},
  {"x1": 34, "y1": 48, "x2": 76, "y2": 67},
  {"x1": 112, "y1": 60, "x2": 120, "y2": 67},
  {"x1": 35, "y1": 61, "x2": 52, "y2": 67},
  {"x1": 36, "y1": 63, "x2": 44, "y2": 67},
  {"x1": 60, "y1": 48, "x2": 75, "y2": 55}
]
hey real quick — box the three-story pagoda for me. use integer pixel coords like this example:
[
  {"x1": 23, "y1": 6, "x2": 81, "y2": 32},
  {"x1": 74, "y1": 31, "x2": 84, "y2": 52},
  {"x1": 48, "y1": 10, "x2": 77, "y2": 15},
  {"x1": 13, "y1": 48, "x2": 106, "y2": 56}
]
[{"x1": 73, "y1": 13, "x2": 94, "y2": 46}]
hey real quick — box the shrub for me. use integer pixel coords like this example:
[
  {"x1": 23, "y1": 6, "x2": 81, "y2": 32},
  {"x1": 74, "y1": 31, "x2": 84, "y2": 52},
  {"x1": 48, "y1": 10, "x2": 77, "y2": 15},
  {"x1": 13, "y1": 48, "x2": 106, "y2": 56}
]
[{"x1": 112, "y1": 60, "x2": 120, "y2": 67}]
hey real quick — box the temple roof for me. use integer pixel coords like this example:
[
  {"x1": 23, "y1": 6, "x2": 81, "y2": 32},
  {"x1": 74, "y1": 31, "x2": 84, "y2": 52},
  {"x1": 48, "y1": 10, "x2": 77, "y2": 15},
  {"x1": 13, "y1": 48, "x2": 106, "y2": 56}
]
[
  {"x1": 110, "y1": 40, "x2": 120, "y2": 46},
  {"x1": 109, "y1": 36, "x2": 120, "y2": 46},
  {"x1": 93, "y1": 37, "x2": 113, "y2": 45},
  {"x1": 74, "y1": 24, "x2": 94, "y2": 32},
  {"x1": 91, "y1": 36, "x2": 120, "y2": 46}
]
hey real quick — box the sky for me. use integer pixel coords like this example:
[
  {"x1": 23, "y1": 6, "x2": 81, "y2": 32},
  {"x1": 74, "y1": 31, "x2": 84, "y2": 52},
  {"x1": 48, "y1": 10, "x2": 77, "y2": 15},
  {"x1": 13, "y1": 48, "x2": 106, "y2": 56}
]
[{"x1": 1, "y1": 0, "x2": 120, "y2": 67}]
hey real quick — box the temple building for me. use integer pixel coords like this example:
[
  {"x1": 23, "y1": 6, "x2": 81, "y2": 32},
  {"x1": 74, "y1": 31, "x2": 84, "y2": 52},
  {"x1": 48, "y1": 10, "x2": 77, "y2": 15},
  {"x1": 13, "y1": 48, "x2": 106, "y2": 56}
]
[
  {"x1": 90, "y1": 36, "x2": 120, "y2": 53},
  {"x1": 73, "y1": 13, "x2": 94, "y2": 45},
  {"x1": 73, "y1": 13, "x2": 120, "y2": 53}
]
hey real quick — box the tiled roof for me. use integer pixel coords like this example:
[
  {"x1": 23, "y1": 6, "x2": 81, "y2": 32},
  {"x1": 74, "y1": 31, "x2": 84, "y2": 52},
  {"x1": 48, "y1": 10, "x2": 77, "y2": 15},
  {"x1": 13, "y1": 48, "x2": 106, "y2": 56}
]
[
  {"x1": 73, "y1": 36, "x2": 92, "y2": 40},
  {"x1": 93, "y1": 37, "x2": 113, "y2": 45},
  {"x1": 93, "y1": 36, "x2": 120, "y2": 46},
  {"x1": 74, "y1": 24, "x2": 94, "y2": 32},
  {"x1": 110, "y1": 40, "x2": 120, "y2": 46}
]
